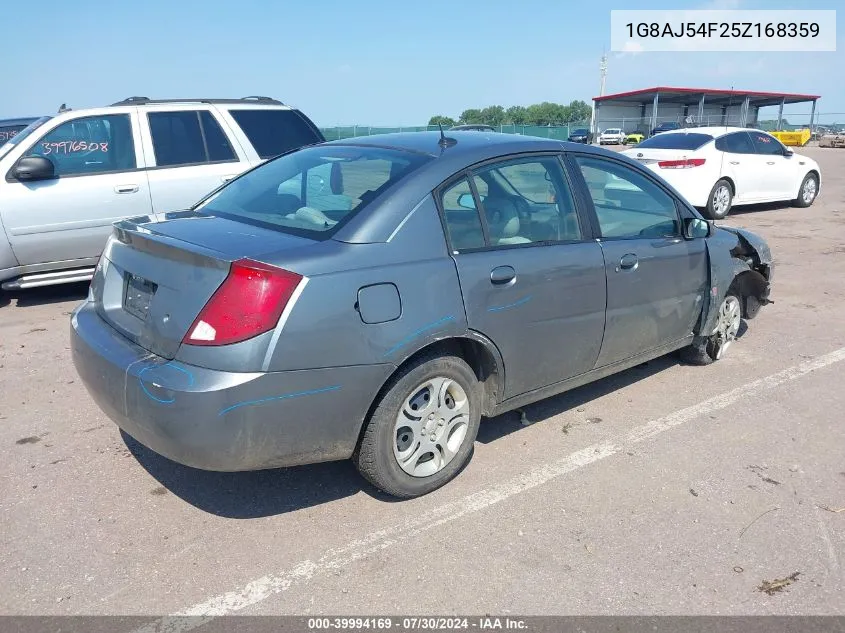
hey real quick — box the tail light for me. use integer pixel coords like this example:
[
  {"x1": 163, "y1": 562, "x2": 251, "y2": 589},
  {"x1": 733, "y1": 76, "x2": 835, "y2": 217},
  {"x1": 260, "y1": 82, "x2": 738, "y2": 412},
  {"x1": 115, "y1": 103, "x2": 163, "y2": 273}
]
[
  {"x1": 183, "y1": 259, "x2": 302, "y2": 347},
  {"x1": 658, "y1": 158, "x2": 706, "y2": 169}
]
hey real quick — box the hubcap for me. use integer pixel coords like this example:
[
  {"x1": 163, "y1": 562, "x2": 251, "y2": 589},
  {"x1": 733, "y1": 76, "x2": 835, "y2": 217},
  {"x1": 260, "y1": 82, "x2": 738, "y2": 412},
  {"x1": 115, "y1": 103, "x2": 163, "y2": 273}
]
[
  {"x1": 802, "y1": 177, "x2": 817, "y2": 203},
  {"x1": 712, "y1": 186, "x2": 731, "y2": 215},
  {"x1": 394, "y1": 377, "x2": 470, "y2": 478},
  {"x1": 713, "y1": 296, "x2": 741, "y2": 359}
]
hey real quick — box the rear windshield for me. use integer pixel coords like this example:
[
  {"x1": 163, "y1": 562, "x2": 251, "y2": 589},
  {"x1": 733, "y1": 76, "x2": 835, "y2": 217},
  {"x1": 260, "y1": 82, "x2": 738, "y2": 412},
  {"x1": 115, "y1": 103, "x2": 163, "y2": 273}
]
[
  {"x1": 636, "y1": 132, "x2": 714, "y2": 150},
  {"x1": 228, "y1": 109, "x2": 323, "y2": 159},
  {"x1": 195, "y1": 145, "x2": 431, "y2": 238}
]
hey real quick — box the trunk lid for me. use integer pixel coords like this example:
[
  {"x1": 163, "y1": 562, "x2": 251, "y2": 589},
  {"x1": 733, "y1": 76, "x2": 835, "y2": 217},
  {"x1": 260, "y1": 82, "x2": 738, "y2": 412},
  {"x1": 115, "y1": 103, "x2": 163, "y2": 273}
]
[
  {"x1": 622, "y1": 148, "x2": 694, "y2": 167},
  {"x1": 92, "y1": 213, "x2": 315, "y2": 359}
]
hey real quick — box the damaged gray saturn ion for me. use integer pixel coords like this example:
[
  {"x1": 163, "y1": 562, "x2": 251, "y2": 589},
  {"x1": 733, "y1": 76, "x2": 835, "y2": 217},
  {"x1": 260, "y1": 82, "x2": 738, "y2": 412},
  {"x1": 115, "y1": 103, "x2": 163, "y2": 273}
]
[{"x1": 71, "y1": 131, "x2": 773, "y2": 498}]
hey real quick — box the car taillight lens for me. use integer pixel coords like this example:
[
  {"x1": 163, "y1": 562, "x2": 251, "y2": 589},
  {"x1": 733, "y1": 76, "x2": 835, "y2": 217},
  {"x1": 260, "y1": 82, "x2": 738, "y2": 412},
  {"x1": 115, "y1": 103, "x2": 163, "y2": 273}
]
[
  {"x1": 657, "y1": 158, "x2": 706, "y2": 169},
  {"x1": 183, "y1": 259, "x2": 302, "y2": 347}
]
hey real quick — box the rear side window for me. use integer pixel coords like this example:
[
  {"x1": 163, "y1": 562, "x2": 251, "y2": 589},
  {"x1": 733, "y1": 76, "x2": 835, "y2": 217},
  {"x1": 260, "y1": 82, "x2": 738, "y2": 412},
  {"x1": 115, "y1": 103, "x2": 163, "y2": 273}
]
[
  {"x1": 715, "y1": 132, "x2": 755, "y2": 154},
  {"x1": 637, "y1": 133, "x2": 714, "y2": 150},
  {"x1": 228, "y1": 109, "x2": 322, "y2": 159},
  {"x1": 148, "y1": 110, "x2": 237, "y2": 167},
  {"x1": 25, "y1": 114, "x2": 136, "y2": 177}
]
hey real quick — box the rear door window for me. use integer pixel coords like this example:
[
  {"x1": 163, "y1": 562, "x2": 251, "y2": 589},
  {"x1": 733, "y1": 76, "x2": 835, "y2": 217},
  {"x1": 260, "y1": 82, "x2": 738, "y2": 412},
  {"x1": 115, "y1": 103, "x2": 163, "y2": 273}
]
[
  {"x1": 148, "y1": 110, "x2": 237, "y2": 167},
  {"x1": 24, "y1": 114, "x2": 136, "y2": 177},
  {"x1": 715, "y1": 131, "x2": 755, "y2": 154},
  {"x1": 228, "y1": 109, "x2": 323, "y2": 159}
]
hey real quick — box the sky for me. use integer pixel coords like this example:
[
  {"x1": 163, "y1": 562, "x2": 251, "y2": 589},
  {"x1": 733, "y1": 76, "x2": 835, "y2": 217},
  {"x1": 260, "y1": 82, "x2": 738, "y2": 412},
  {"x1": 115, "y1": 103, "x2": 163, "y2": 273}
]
[{"x1": 1, "y1": 0, "x2": 841, "y2": 126}]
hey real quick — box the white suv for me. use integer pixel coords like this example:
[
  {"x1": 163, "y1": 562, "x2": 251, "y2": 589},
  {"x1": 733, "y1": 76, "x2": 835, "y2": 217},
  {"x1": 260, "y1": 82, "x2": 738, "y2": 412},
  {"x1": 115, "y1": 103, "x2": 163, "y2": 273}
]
[{"x1": 0, "y1": 97, "x2": 324, "y2": 290}]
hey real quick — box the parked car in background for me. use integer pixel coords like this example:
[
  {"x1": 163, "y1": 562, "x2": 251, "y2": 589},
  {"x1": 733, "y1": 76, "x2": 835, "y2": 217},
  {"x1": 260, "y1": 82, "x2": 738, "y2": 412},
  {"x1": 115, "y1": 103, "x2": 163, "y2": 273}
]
[
  {"x1": 0, "y1": 96, "x2": 324, "y2": 290},
  {"x1": 651, "y1": 121, "x2": 682, "y2": 136},
  {"x1": 0, "y1": 117, "x2": 39, "y2": 146},
  {"x1": 598, "y1": 128, "x2": 624, "y2": 145},
  {"x1": 449, "y1": 124, "x2": 496, "y2": 132},
  {"x1": 72, "y1": 131, "x2": 773, "y2": 498},
  {"x1": 622, "y1": 127, "x2": 821, "y2": 219},
  {"x1": 623, "y1": 128, "x2": 647, "y2": 145},
  {"x1": 567, "y1": 128, "x2": 592, "y2": 144}
]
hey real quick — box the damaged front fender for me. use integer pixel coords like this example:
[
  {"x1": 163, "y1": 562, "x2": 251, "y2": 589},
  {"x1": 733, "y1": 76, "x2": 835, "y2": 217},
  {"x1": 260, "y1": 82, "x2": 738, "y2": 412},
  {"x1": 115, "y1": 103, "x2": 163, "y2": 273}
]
[{"x1": 696, "y1": 225, "x2": 774, "y2": 340}]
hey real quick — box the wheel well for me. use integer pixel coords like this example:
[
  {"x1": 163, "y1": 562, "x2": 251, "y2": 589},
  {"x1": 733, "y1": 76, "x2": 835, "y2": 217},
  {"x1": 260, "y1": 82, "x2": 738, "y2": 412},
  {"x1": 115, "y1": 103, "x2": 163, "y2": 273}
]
[
  {"x1": 353, "y1": 338, "x2": 503, "y2": 452},
  {"x1": 729, "y1": 269, "x2": 769, "y2": 320},
  {"x1": 719, "y1": 176, "x2": 735, "y2": 195}
]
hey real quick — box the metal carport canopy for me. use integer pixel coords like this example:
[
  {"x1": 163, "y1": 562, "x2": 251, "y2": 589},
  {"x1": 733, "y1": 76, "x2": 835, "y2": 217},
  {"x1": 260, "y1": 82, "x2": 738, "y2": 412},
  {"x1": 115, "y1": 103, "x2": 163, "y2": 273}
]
[{"x1": 592, "y1": 86, "x2": 821, "y2": 131}]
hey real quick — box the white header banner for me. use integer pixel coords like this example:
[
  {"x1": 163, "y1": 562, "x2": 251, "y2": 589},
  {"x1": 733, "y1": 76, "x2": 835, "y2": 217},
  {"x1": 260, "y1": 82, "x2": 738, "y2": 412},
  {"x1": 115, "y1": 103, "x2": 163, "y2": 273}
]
[{"x1": 611, "y1": 10, "x2": 837, "y2": 52}]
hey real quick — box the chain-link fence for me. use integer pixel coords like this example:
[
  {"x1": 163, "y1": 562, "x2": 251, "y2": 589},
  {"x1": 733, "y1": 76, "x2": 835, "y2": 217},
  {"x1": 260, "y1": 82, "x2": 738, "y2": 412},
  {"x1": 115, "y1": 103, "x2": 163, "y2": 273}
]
[
  {"x1": 318, "y1": 114, "x2": 845, "y2": 142},
  {"x1": 319, "y1": 122, "x2": 593, "y2": 141}
]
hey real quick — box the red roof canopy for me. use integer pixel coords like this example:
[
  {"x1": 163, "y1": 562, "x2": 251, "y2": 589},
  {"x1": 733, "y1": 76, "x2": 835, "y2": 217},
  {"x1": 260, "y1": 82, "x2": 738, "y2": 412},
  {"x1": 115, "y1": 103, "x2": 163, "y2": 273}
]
[{"x1": 594, "y1": 86, "x2": 819, "y2": 108}]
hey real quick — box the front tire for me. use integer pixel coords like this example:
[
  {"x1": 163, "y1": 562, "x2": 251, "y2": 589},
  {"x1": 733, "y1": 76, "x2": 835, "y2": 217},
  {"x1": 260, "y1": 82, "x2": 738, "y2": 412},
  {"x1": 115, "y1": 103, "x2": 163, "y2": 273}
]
[
  {"x1": 680, "y1": 292, "x2": 742, "y2": 365},
  {"x1": 354, "y1": 354, "x2": 481, "y2": 498},
  {"x1": 704, "y1": 179, "x2": 733, "y2": 220},
  {"x1": 793, "y1": 173, "x2": 819, "y2": 208}
]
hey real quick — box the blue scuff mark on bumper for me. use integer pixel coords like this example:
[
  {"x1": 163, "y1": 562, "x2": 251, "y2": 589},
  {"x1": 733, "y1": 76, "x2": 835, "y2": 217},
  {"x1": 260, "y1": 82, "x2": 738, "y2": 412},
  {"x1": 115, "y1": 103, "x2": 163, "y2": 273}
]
[
  {"x1": 383, "y1": 315, "x2": 456, "y2": 357},
  {"x1": 218, "y1": 385, "x2": 342, "y2": 417},
  {"x1": 488, "y1": 296, "x2": 532, "y2": 313},
  {"x1": 138, "y1": 361, "x2": 195, "y2": 404}
]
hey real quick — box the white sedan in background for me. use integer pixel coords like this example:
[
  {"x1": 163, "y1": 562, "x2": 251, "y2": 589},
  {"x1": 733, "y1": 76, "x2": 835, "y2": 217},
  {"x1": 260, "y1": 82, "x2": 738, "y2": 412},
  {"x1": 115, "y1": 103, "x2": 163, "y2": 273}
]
[
  {"x1": 621, "y1": 127, "x2": 821, "y2": 219},
  {"x1": 598, "y1": 128, "x2": 625, "y2": 145}
]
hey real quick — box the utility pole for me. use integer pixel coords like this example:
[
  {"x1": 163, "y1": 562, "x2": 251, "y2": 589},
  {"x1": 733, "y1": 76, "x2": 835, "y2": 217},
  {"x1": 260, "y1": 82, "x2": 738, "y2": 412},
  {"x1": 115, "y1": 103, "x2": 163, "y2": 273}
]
[
  {"x1": 599, "y1": 51, "x2": 608, "y2": 97},
  {"x1": 591, "y1": 51, "x2": 608, "y2": 143}
]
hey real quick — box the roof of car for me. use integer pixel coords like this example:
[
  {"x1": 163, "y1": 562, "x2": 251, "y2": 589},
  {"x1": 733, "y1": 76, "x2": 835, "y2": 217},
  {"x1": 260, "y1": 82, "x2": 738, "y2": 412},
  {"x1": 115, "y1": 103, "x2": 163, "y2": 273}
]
[
  {"x1": 327, "y1": 131, "x2": 596, "y2": 158},
  {"x1": 656, "y1": 126, "x2": 766, "y2": 138},
  {"x1": 109, "y1": 96, "x2": 287, "y2": 107}
]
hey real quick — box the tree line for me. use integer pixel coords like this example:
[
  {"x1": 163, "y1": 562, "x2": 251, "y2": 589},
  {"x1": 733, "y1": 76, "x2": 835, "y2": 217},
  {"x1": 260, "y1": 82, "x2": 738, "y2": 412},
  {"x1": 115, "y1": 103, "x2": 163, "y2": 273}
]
[{"x1": 429, "y1": 100, "x2": 592, "y2": 128}]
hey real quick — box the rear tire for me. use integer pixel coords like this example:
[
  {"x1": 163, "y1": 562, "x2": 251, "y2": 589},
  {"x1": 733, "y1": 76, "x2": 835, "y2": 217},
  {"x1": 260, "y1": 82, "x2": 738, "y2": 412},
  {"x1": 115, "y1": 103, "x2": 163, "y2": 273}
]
[
  {"x1": 354, "y1": 354, "x2": 481, "y2": 498},
  {"x1": 703, "y1": 179, "x2": 733, "y2": 220},
  {"x1": 793, "y1": 173, "x2": 819, "y2": 208}
]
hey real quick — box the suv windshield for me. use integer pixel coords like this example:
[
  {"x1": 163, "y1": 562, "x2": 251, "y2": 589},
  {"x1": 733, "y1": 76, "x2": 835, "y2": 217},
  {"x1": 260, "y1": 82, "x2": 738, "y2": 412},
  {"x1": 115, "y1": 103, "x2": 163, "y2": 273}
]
[
  {"x1": 196, "y1": 145, "x2": 431, "y2": 238},
  {"x1": 637, "y1": 132, "x2": 714, "y2": 150},
  {"x1": 0, "y1": 116, "x2": 52, "y2": 159}
]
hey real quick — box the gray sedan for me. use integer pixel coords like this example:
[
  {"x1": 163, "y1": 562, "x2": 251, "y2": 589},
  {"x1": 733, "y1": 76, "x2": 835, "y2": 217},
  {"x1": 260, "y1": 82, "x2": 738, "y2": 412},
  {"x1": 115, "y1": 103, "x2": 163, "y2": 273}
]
[{"x1": 71, "y1": 131, "x2": 773, "y2": 498}]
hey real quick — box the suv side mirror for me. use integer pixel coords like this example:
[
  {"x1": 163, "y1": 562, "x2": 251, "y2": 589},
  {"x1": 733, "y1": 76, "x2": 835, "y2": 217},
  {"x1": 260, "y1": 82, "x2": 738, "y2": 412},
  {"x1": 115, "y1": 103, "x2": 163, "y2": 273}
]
[
  {"x1": 684, "y1": 217, "x2": 712, "y2": 239},
  {"x1": 783, "y1": 147, "x2": 794, "y2": 157},
  {"x1": 14, "y1": 156, "x2": 55, "y2": 181}
]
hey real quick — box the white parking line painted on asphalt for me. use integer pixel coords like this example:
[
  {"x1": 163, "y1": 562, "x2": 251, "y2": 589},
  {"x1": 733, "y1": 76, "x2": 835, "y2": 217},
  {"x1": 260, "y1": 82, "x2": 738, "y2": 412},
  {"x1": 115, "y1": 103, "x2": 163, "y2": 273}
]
[{"x1": 132, "y1": 346, "x2": 845, "y2": 633}]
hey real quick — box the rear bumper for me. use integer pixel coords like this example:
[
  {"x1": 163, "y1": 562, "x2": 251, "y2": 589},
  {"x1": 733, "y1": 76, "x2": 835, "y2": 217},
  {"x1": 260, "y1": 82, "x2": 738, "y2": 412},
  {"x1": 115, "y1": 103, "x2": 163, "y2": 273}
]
[{"x1": 71, "y1": 301, "x2": 393, "y2": 471}]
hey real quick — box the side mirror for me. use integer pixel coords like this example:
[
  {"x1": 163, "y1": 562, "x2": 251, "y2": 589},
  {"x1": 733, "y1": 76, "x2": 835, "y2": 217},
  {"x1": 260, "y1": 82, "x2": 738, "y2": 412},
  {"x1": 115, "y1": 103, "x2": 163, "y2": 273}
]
[
  {"x1": 783, "y1": 147, "x2": 794, "y2": 157},
  {"x1": 684, "y1": 217, "x2": 712, "y2": 239},
  {"x1": 457, "y1": 192, "x2": 476, "y2": 209},
  {"x1": 14, "y1": 156, "x2": 55, "y2": 181}
]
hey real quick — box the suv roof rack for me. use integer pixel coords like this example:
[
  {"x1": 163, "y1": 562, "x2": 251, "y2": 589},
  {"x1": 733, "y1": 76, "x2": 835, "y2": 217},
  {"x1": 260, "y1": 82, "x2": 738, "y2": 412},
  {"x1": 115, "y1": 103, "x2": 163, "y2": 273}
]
[{"x1": 110, "y1": 96, "x2": 284, "y2": 106}]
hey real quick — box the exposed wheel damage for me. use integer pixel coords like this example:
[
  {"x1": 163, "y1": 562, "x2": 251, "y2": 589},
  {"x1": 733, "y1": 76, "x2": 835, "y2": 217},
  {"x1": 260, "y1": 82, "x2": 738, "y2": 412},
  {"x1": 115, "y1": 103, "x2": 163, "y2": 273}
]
[{"x1": 682, "y1": 225, "x2": 774, "y2": 365}]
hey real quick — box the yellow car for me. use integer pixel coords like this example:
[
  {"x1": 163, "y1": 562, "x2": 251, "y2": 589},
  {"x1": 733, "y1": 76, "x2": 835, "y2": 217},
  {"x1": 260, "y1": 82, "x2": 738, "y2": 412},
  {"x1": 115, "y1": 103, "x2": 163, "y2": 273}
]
[{"x1": 623, "y1": 131, "x2": 645, "y2": 145}]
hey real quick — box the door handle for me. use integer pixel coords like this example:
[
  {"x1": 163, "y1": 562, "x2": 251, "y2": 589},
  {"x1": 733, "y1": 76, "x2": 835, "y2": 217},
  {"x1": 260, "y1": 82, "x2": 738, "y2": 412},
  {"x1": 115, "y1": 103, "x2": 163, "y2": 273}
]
[
  {"x1": 729, "y1": 161, "x2": 740, "y2": 165},
  {"x1": 616, "y1": 253, "x2": 638, "y2": 272},
  {"x1": 221, "y1": 174, "x2": 238, "y2": 183},
  {"x1": 766, "y1": 161, "x2": 776, "y2": 165},
  {"x1": 114, "y1": 184, "x2": 139, "y2": 194},
  {"x1": 490, "y1": 265, "x2": 516, "y2": 284}
]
